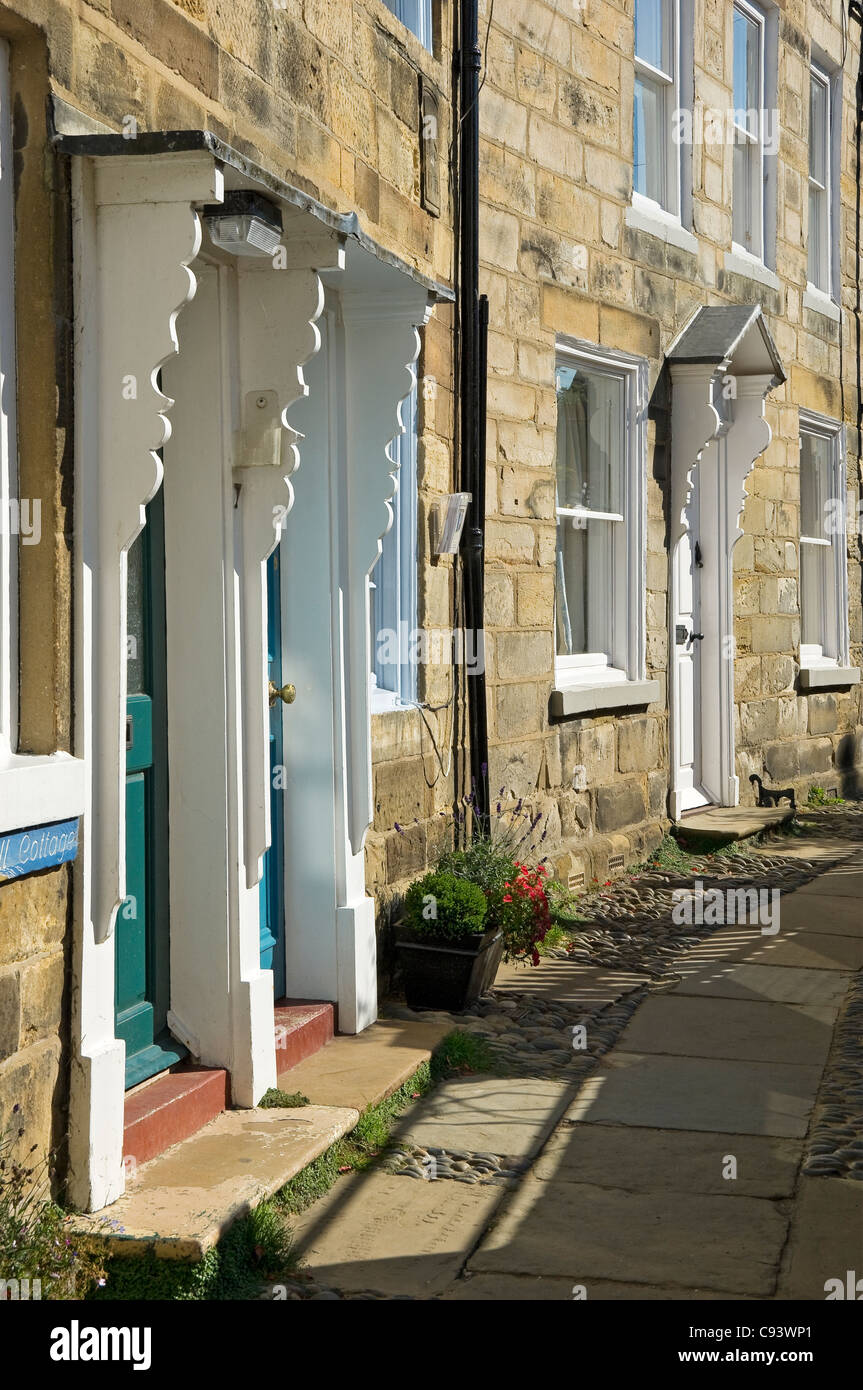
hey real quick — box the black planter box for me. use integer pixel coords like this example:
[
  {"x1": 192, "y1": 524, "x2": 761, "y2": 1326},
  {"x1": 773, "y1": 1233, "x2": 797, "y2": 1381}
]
[{"x1": 395, "y1": 924, "x2": 504, "y2": 1012}]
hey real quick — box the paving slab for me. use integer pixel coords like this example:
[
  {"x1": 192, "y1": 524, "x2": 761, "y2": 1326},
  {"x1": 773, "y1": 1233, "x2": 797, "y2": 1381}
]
[
  {"x1": 796, "y1": 865, "x2": 863, "y2": 900},
  {"x1": 673, "y1": 926, "x2": 863, "y2": 973},
  {"x1": 442, "y1": 1274, "x2": 756, "y2": 1300},
  {"x1": 278, "y1": 1019, "x2": 452, "y2": 1112},
  {"x1": 72, "y1": 1105, "x2": 359, "y2": 1260},
  {"x1": 565, "y1": 1052, "x2": 823, "y2": 1137},
  {"x1": 289, "y1": 1171, "x2": 502, "y2": 1296},
  {"x1": 777, "y1": 1177, "x2": 863, "y2": 1300},
  {"x1": 749, "y1": 839, "x2": 857, "y2": 862},
  {"x1": 492, "y1": 960, "x2": 650, "y2": 1009},
  {"x1": 470, "y1": 1176, "x2": 787, "y2": 1295},
  {"x1": 397, "y1": 1074, "x2": 572, "y2": 1158},
  {"x1": 534, "y1": 1124, "x2": 802, "y2": 1198},
  {"x1": 615, "y1": 995, "x2": 836, "y2": 1066},
  {"x1": 772, "y1": 893, "x2": 862, "y2": 936},
  {"x1": 670, "y1": 962, "x2": 851, "y2": 1007}
]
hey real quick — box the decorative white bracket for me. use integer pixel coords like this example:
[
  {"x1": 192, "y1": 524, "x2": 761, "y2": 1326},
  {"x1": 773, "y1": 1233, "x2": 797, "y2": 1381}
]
[
  {"x1": 88, "y1": 153, "x2": 224, "y2": 944},
  {"x1": 234, "y1": 243, "x2": 345, "y2": 889},
  {"x1": 339, "y1": 291, "x2": 434, "y2": 853}
]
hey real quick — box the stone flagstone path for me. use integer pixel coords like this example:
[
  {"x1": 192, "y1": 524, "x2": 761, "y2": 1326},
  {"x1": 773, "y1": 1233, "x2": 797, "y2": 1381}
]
[{"x1": 276, "y1": 826, "x2": 863, "y2": 1300}]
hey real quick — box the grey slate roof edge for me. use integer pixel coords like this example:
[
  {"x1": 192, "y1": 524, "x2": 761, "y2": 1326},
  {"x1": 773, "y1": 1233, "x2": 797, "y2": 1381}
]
[
  {"x1": 53, "y1": 128, "x2": 455, "y2": 304},
  {"x1": 668, "y1": 303, "x2": 786, "y2": 384}
]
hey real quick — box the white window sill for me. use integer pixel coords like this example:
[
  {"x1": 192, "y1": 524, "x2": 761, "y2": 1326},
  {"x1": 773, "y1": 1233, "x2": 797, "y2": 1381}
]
[
  {"x1": 370, "y1": 687, "x2": 414, "y2": 716},
  {"x1": 550, "y1": 677, "x2": 660, "y2": 718},
  {"x1": 625, "y1": 197, "x2": 698, "y2": 256},
  {"x1": 0, "y1": 753, "x2": 86, "y2": 836},
  {"x1": 803, "y1": 283, "x2": 841, "y2": 323},
  {"x1": 724, "y1": 246, "x2": 780, "y2": 291},
  {"x1": 799, "y1": 663, "x2": 860, "y2": 691}
]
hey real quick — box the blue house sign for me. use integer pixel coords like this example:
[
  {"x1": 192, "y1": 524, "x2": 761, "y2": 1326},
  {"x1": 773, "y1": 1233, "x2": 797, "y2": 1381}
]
[{"x1": 0, "y1": 819, "x2": 80, "y2": 882}]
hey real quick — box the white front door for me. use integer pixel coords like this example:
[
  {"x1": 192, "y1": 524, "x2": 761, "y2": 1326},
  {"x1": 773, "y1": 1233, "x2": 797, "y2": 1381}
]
[{"x1": 672, "y1": 474, "x2": 710, "y2": 813}]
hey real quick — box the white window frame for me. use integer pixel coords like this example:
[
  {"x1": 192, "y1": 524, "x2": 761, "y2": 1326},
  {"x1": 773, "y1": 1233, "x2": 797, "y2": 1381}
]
[
  {"x1": 732, "y1": 0, "x2": 767, "y2": 262},
  {"x1": 805, "y1": 58, "x2": 841, "y2": 310},
  {"x1": 633, "y1": 0, "x2": 682, "y2": 220},
  {"x1": 553, "y1": 341, "x2": 649, "y2": 696},
  {"x1": 383, "y1": 0, "x2": 433, "y2": 51},
  {"x1": 807, "y1": 65, "x2": 831, "y2": 295},
  {"x1": 798, "y1": 411, "x2": 855, "y2": 682},
  {"x1": 0, "y1": 38, "x2": 86, "y2": 836},
  {"x1": 370, "y1": 384, "x2": 419, "y2": 712}
]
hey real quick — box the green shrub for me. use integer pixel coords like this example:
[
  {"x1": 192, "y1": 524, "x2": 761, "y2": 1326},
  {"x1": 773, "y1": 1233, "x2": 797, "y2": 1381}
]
[{"x1": 403, "y1": 870, "x2": 487, "y2": 941}]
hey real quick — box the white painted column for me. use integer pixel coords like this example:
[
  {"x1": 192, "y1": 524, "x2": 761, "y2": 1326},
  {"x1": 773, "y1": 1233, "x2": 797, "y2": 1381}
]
[
  {"x1": 68, "y1": 152, "x2": 222, "y2": 1211},
  {"x1": 335, "y1": 291, "x2": 432, "y2": 1034}
]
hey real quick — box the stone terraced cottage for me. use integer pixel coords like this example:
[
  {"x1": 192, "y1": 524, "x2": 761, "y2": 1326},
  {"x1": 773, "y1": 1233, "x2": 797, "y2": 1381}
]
[{"x1": 0, "y1": 0, "x2": 859, "y2": 1212}]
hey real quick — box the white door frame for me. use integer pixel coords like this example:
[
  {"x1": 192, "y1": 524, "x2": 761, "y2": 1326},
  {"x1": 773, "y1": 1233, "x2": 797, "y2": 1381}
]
[{"x1": 668, "y1": 358, "x2": 778, "y2": 821}]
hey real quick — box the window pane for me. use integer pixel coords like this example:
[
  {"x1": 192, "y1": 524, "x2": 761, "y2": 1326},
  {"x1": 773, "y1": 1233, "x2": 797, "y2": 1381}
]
[
  {"x1": 800, "y1": 431, "x2": 830, "y2": 538},
  {"x1": 556, "y1": 364, "x2": 623, "y2": 514},
  {"x1": 555, "y1": 360, "x2": 624, "y2": 662},
  {"x1": 556, "y1": 520, "x2": 615, "y2": 658},
  {"x1": 372, "y1": 387, "x2": 419, "y2": 699},
  {"x1": 809, "y1": 73, "x2": 827, "y2": 184},
  {"x1": 633, "y1": 74, "x2": 666, "y2": 204},
  {"x1": 808, "y1": 184, "x2": 823, "y2": 286},
  {"x1": 384, "y1": 0, "x2": 432, "y2": 50},
  {"x1": 732, "y1": 133, "x2": 752, "y2": 247},
  {"x1": 799, "y1": 542, "x2": 828, "y2": 647},
  {"x1": 733, "y1": 7, "x2": 760, "y2": 118},
  {"x1": 635, "y1": 0, "x2": 667, "y2": 71}
]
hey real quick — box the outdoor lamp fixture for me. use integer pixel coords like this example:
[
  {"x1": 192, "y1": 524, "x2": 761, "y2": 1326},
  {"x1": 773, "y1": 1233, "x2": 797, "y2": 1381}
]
[
  {"x1": 203, "y1": 190, "x2": 283, "y2": 257},
  {"x1": 432, "y1": 492, "x2": 471, "y2": 556}
]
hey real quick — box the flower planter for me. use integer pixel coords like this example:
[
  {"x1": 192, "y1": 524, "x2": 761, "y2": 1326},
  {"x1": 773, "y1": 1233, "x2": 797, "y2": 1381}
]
[{"x1": 395, "y1": 924, "x2": 504, "y2": 1012}]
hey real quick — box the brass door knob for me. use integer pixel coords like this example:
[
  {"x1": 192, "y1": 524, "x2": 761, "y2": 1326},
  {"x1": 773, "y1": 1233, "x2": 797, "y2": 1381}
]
[{"x1": 269, "y1": 681, "x2": 296, "y2": 706}]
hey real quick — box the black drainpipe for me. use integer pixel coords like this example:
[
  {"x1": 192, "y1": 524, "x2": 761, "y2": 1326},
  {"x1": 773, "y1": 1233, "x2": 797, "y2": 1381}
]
[
  {"x1": 850, "y1": 1, "x2": 863, "y2": 450},
  {"x1": 458, "y1": 0, "x2": 490, "y2": 831}
]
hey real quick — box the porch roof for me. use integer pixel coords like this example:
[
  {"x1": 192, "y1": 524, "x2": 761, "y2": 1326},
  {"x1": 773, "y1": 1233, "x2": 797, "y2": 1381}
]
[
  {"x1": 53, "y1": 126, "x2": 455, "y2": 305},
  {"x1": 667, "y1": 304, "x2": 786, "y2": 384}
]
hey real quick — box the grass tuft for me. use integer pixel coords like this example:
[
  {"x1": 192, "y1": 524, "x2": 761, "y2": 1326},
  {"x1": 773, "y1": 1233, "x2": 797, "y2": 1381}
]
[{"x1": 258, "y1": 1088, "x2": 310, "y2": 1109}]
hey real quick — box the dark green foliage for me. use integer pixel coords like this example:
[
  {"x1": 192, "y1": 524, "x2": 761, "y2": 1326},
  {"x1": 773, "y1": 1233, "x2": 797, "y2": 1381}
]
[{"x1": 403, "y1": 870, "x2": 487, "y2": 940}]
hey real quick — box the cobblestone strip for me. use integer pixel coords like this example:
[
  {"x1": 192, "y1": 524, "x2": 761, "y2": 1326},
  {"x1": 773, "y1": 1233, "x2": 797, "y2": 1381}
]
[{"x1": 804, "y1": 974, "x2": 863, "y2": 1180}]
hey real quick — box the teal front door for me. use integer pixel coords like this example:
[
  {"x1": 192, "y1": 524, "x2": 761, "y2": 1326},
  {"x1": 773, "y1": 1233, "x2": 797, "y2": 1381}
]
[
  {"x1": 259, "y1": 549, "x2": 286, "y2": 989},
  {"x1": 116, "y1": 491, "x2": 185, "y2": 1089}
]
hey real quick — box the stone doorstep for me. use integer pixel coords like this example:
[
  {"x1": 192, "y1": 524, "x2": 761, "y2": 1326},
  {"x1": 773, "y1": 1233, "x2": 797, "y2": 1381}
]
[
  {"x1": 674, "y1": 806, "x2": 795, "y2": 845},
  {"x1": 72, "y1": 1105, "x2": 360, "y2": 1262},
  {"x1": 274, "y1": 999, "x2": 335, "y2": 1076},
  {"x1": 123, "y1": 1065, "x2": 229, "y2": 1170}
]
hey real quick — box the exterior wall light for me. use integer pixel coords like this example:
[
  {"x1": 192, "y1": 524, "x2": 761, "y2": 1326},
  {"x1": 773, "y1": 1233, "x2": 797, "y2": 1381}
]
[{"x1": 203, "y1": 191, "x2": 283, "y2": 258}]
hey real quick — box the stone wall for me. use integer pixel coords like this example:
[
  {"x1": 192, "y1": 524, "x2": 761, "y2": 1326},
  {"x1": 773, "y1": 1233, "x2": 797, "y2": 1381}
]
[
  {"x1": 473, "y1": 0, "x2": 862, "y2": 895},
  {"x1": 0, "y1": 9, "x2": 75, "y2": 1175}
]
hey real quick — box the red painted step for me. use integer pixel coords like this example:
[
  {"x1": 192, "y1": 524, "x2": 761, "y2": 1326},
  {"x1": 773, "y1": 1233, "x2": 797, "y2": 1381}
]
[
  {"x1": 275, "y1": 999, "x2": 335, "y2": 1081},
  {"x1": 123, "y1": 1066, "x2": 228, "y2": 1169}
]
